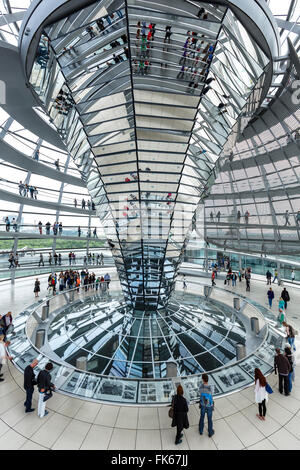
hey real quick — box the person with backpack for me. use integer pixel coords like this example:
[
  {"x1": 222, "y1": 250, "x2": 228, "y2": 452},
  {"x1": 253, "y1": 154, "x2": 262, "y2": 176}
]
[
  {"x1": 254, "y1": 368, "x2": 268, "y2": 421},
  {"x1": 282, "y1": 321, "x2": 296, "y2": 351},
  {"x1": 267, "y1": 287, "x2": 274, "y2": 308},
  {"x1": 37, "y1": 362, "x2": 55, "y2": 418},
  {"x1": 198, "y1": 373, "x2": 214, "y2": 437},
  {"x1": 281, "y1": 288, "x2": 290, "y2": 310},
  {"x1": 171, "y1": 385, "x2": 189, "y2": 445}
]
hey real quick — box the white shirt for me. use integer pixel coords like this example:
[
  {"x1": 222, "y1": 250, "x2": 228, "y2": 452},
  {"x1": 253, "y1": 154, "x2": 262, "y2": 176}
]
[
  {"x1": 0, "y1": 342, "x2": 6, "y2": 364},
  {"x1": 254, "y1": 379, "x2": 268, "y2": 403}
]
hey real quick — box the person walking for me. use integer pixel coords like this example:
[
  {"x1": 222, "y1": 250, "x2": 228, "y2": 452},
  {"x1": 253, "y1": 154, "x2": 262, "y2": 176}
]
[
  {"x1": 284, "y1": 346, "x2": 294, "y2": 393},
  {"x1": 266, "y1": 270, "x2": 272, "y2": 285},
  {"x1": 34, "y1": 278, "x2": 40, "y2": 298},
  {"x1": 282, "y1": 321, "x2": 297, "y2": 351},
  {"x1": 24, "y1": 359, "x2": 38, "y2": 413},
  {"x1": 254, "y1": 368, "x2": 268, "y2": 421},
  {"x1": 37, "y1": 362, "x2": 55, "y2": 418},
  {"x1": 245, "y1": 270, "x2": 251, "y2": 292},
  {"x1": 281, "y1": 288, "x2": 290, "y2": 310},
  {"x1": 104, "y1": 272, "x2": 111, "y2": 289},
  {"x1": 284, "y1": 210, "x2": 291, "y2": 226},
  {"x1": 278, "y1": 308, "x2": 286, "y2": 325},
  {"x1": 274, "y1": 348, "x2": 291, "y2": 396},
  {"x1": 272, "y1": 269, "x2": 278, "y2": 283},
  {"x1": 38, "y1": 221, "x2": 43, "y2": 235},
  {"x1": 211, "y1": 270, "x2": 216, "y2": 286},
  {"x1": 267, "y1": 287, "x2": 274, "y2": 308},
  {"x1": 198, "y1": 373, "x2": 214, "y2": 437},
  {"x1": 5, "y1": 217, "x2": 10, "y2": 232},
  {"x1": 171, "y1": 385, "x2": 189, "y2": 445}
]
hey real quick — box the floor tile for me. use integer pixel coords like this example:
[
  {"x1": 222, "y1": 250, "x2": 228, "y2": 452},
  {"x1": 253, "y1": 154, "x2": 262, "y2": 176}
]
[
  {"x1": 241, "y1": 404, "x2": 281, "y2": 437},
  {"x1": 247, "y1": 438, "x2": 277, "y2": 450},
  {"x1": 184, "y1": 425, "x2": 217, "y2": 450},
  {"x1": 51, "y1": 419, "x2": 91, "y2": 450},
  {"x1": 284, "y1": 415, "x2": 300, "y2": 440},
  {"x1": 115, "y1": 406, "x2": 138, "y2": 429},
  {"x1": 268, "y1": 428, "x2": 300, "y2": 450},
  {"x1": 74, "y1": 401, "x2": 102, "y2": 423},
  {"x1": 137, "y1": 407, "x2": 159, "y2": 429},
  {"x1": 20, "y1": 440, "x2": 47, "y2": 450},
  {"x1": 31, "y1": 412, "x2": 71, "y2": 448},
  {"x1": 0, "y1": 429, "x2": 27, "y2": 449},
  {"x1": 94, "y1": 404, "x2": 120, "y2": 427},
  {"x1": 225, "y1": 412, "x2": 265, "y2": 447},
  {"x1": 211, "y1": 419, "x2": 244, "y2": 450},
  {"x1": 80, "y1": 424, "x2": 113, "y2": 450},
  {"x1": 56, "y1": 397, "x2": 84, "y2": 418},
  {"x1": 108, "y1": 428, "x2": 137, "y2": 450},
  {"x1": 136, "y1": 429, "x2": 162, "y2": 450}
]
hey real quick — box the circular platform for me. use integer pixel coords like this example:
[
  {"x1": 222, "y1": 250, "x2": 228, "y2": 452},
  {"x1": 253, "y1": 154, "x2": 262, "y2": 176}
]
[{"x1": 7, "y1": 282, "x2": 286, "y2": 405}]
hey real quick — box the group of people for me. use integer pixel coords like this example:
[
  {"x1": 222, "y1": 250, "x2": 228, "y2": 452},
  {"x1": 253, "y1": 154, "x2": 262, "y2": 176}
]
[
  {"x1": 170, "y1": 344, "x2": 296, "y2": 445},
  {"x1": 8, "y1": 252, "x2": 20, "y2": 268},
  {"x1": 37, "y1": 251, "x2": 105, "y2": 267},
  {"x1": 74, "y1": 198, "x2": 95, "y2": 211},
  {"x1": 43, "y1": 269, "x2": 111, "y2": 295},
  {"x1": 283, "y1": 210, "x2": 300, "y2": 226},
  {"x1": 211, "y1": 265, "x2": 251, "y2": 291},
  {"x1": 18, "y1": 181, "x2": 38, "y2": 199},
  {"x1": 209, "y1": 210, "x2": 251, "y2": 224}
]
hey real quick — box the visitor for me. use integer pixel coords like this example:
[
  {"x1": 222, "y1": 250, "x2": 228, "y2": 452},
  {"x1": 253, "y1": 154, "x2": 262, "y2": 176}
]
[
  {"x1": 59, "y1": 223, "x2": 63, "y2": 235},
  {"x1": 245, "y1": 269, "x2": 251, "y2": 292},
  {"x1": 38, "y1": 221, "x2": 42, "y2": 235},
  {"x1": 281, "y1": 287, "x2": 290, "y2": 310},
  {"x1": 282, "y1": 322, "x2": 296, "y2": 351},
  {"x1": 284, "y1": 210, "x2": 291, "y2": 226},
  {"x1": 291, "y1": 269, "x2": 295, "y2": 282},
  {"x1": 267, "y1": 287, "x2": 274, "y2": 308},
  {"x1": 272, "y1": 269, "x2": 278, "y2": 283},
  {"x1": 37, "y1": 362, "x2": 55, "y2": 418},
  {"x1": 232, "y1": 272, "x2": 237, "y2": 287},
  {"x1": 274, "y1": 348, "x2": 291, "y2": 396},
  {"x1": 254, "y1": 368, "x2": 268, "y2": 421},
  {"x1": 82, "y1": 199, "x2": 86, "y2": 209},
  {"x1": 38, "y1": 253, "x2": 44, "y2": 267},
  {"x1": 34, "y1": 278, "x2": 40, "y2": 298},
  {"x1": 211, "y1": 270, "x2": 216, "y2": 286},
  {"x1": 55, "y1": 159, "x2": 60, "y2": 171},
  {"x1": 171, "y1": 384, "x2": 189, "y2": 445},
  {"x1": 0, "y1": 334, "x2": 12, "y2": 382},
  {"x1": 12, "y1": 218, "x2": 18, "y2": 232},
  {"x1": 45, "y1": 221, "x2": 51, "y2": 235},
  {"x1": 198, "y1": 373, "x2": 214, "y2": 437},
  {"x1": 244, "y1": 210, "x2": 250, "y2": 224},
  {"x1": 296, "y1": 211, "x2": 300, "y2": 226},
  {"x1": 99, "y1": 253, "x2": 104, "y2": 265},
  {"x1": 278, "y1": 308, "x2": 286, "y2": 325},
  {"x1": 33, "y1": 187, "x2": 38, "y2": 199},
  {"x1": 78, "y1": 226, "x2": 81, "y2": 237},
  {"x1": 104, "y1": 273, "x2": 111, "y2": 289},
  {"x1": 284, "y1": 346, "x2": 294, "y2": 393},
  {"x1": 216, "y1": 211, "x2": 221, "y2": 223},
  {"x1": 74, "y1": 198, "x2": 77, "y2": 208},
  {"x1": 266, "y1": 270, "x2": 272, "y2": 285},
  {"x1": 183, "y1": 275, "x2": 187, "y2": 291},
  {"x1": 5, "y1": 217, "x2": 10, "y2": 232},
  {"x1": 93, "y1": 227, "x2": 97, "y2": 237},
  {"x1": 24, "y1": 358, "x2": 38, "y2": 413}
]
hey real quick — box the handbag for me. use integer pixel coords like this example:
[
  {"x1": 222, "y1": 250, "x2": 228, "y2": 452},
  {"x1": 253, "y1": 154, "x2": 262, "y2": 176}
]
[
  {"x1": 43, "y1": 390, "x2": 53, "y2": 402},
  {"x1": 265, "y1": 383, "x2": 273, "y2": 394},
  {"x1": 168, "y1": 395, "x2": 175, "y2": 419}
]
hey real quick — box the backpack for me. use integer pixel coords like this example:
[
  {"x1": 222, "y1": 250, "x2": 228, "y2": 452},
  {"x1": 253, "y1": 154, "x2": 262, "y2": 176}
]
[{"x1": 199, "y1": 391, "x2": 214, "y2": 409}]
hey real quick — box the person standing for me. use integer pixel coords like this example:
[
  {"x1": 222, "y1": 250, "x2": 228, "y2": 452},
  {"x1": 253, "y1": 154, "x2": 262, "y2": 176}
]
[
  {"x1": 282, "y1": 321, "x2": 296, "y2": 351},
  {"x1": 38, "y1": 253, "x2": 44, "y2": 267},
  {"x1": 254, "y1": 368, "x2": 268, "y2": 421},
  {"x1": 171, "y1": 385, "x2": 189, "y2": 445},
  {"x1": 266, "y1": 270, "x2": 272, "y2": 285},
  {"x1": 198, "y1": 373, "x2": 214, "y2": 437},
  {"x1": 245, "y1": 269, "x2": 251, "y2": 292},
  {"x1": 278, "y1": 308, "x2": 286, "y2": 325},
  {"x1": 284, "y1": 346, "x2": 294, "y2": 393},
  {"x1": 37, "y1": 362, "x2": 55, "y2": 418},
  {"x1": 267, "y1": 287, "x2": 274, "y2": 308},
  {"x1": 34, "y1": 278, "x2": 40, "y2": 298},
  {"x1": 281, "y1": 288, "x2": 290, "y2": 310},
  {"x1": 274, "y1": 348, "x2": 291, "y2": 396},
  {"x1": 182, "y1": 274, "x2": 187, "y2": 292},
  {"x1": 291, "y1": 269, "x2": 295, "y2": 282},
  {"x1": 232, "y1": 272, "x2": 237, "y2": 287},
  {"x1": 0, "y1": 334, "x2": 12, "y2": 382},
  {"x1": 104, "y1": 272, "x2": 111, "y2": 289},
  {"x1": 38, "y1": 221, "x2": 43, "y2": 235},
  {"x1": 5, "y1": 217, "x2": 10, "y2": 232},
  {"x1": 24, "y1": 359, "x2": 38, "y2": 413}
]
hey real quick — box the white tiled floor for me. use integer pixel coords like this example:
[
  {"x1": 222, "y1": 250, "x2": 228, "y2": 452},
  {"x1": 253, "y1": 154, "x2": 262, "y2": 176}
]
[{"x1": 1, "y1": 274, "x2": 300, "y2": 449}]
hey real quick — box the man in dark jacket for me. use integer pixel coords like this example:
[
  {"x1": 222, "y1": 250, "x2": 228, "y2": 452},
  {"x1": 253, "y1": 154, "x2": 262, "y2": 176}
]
[
  {"x1": 274, "y1": 348, "x2": 291, "y2": 396},
  {"x1": 37, "y1": 362, "x2": 55, "y2": 418},
  {"x1": 266, "y1": 270, "x2": 272, "y2": 285},
  {"x1": 171, "y1": 385, "x2": 189, "y2": 445},
  {"x1": 24, "y1": 358, "x2": 38, "y2": 412},
  {"x1": 281, "y1": 288, "x2": 290, "y2": 310}
]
